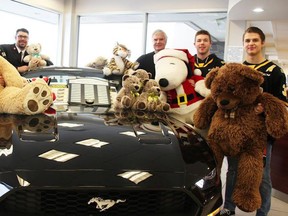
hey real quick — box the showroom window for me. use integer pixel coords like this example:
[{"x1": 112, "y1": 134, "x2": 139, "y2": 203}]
[
  {"x1": 78, "y1": 12, "x2": 226, "y2": 67},
  {"x1": 78, "y1": 14, "x2": 144, "y2": 67},
  {"x1": 0, "y1": 1, "x2": 59, "y2": 64}
]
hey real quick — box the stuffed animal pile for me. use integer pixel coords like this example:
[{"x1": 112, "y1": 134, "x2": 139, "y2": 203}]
[
  {"x1": 154, "y1": 48, "x2": 209, "y2": 124},
  {"x1": 113, "y1": 69, "x2": 170, "y2": 113},
  {"x1": 0, "y1": 56, "x2": 53, "y2": 115},
  {"x1": 102, "y1": 43, "x2": 139, "y2": 76},
  {"x1": 193, "y1": 63, "x2": 288, "y2": 212}
]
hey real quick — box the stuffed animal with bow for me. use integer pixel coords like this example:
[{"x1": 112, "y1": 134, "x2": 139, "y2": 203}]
[
  {"x1": 23, "y1": 43, "x2": 50, "y2": 70},
  {"x1": 193, "y1": 63, "x2": 288, "y2": 212},
  {"x1": 113, "y1": 73, "x2": 142, "y2": 110}
]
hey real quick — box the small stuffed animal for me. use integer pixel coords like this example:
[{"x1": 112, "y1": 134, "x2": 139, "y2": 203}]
[
  {"x1": 0, "y1": 56, "x2": 53, "y2": 115},
  {"x1": 129, "y1": 68, "x2": 152, "y2": 93},
  {"x1": 103, "y1": 43, "x2": 139, "y2": 76},
  {"x1": 154, "y1": 48, "x2": 209, "y2": 124},
  {"x1": 86, "y1": 56, "x2": 108, "y2": 70},
  {"x1": 193, "y1": 63, "x2": 288, "y2": 212},
  {"x1": 113, "y1": 74, "x2": 141, "y2": 110},
  {"x1": 133, "y1": 79, "x2": 170, "y2": 112},
  {"x1": 23, "y1": 43, "x2": 50, "y2": 70}
]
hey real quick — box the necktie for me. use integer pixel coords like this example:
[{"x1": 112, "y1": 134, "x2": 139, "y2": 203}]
[{"x1": 20, "y1": 51, "x2": 24, "y2": 62}]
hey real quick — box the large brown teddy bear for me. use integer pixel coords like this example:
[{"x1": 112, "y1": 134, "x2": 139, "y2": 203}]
[
  {"x1": 0, "y1": 56, "x2": 53, "y2": 115},
  {"x1": 193, "y1": 63, "x2": 288, "y2": 212}
]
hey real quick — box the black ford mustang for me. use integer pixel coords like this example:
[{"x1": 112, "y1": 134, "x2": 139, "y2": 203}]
[{"x1": 0, "y1": 67, "x2": 222, "y2": 216}]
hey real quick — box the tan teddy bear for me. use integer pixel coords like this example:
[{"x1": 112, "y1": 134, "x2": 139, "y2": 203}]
[
  {"x1": 0, "y1": 56, "x2": 53, "y2": 115},
  {"x1": 133, "y1": 79, "x2": 170, "y2": 112},
  {"x1": 193, "y1": 63, "x2": 288, "y2": 212},
  {"x1": 23, "y1": 43, "x2": 50, "y2": 71},
  {"x1": 129, "y1": 68, "x2": 152, "y2": 91},
  {"x1": 113, "y1": 74, "x2": 141, "y2": 110}
]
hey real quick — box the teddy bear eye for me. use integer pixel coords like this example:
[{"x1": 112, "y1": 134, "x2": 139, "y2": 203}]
[
  {"x1": 228, "y1": 85, "x2": 235, "y2": 92},
  {"x1": 215, "y1": 87, "x2": 222, "y2": 94}
]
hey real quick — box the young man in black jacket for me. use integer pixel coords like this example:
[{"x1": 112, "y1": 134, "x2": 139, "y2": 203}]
[
  {"x1": 194, "y1": 29, "x2": 225, "y2": 77},
  {"x1": 220, "y1": 26, "x2": 287, "y2": 216}
]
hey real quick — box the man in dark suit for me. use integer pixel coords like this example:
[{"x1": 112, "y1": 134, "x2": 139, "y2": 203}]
[
  {"x1": 0, "y1": 28, "x2": 53, "y2": 74},
  {"x1": 136, "y1": 29, "x2": 167, "y2": 79}
]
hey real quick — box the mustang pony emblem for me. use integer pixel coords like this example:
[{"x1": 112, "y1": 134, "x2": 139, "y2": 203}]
[{"x1": 88, "y1": 197, "x2": 126, "y2": 212}]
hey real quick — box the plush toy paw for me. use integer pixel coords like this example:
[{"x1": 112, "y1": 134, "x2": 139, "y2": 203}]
[
  {"x1": 135, "y1": 101, "x2": 147, "y2": 110},
  {"x1": 23, "y1": 80, "x2": 53, "y2": 115},
  {"x1": 232, "y1": 188, "x2": 261, "y2": 212},
  {"x1": 121, "y1": 95, "x2": 133, "y2": 108},
  {"x1": 161, "y1": 103, "x2": 170, "y2": 112},
  {"x1": 195, "y1": 79, "x2": 211, "y2": 97},
  {"x1": 133, "y1": 62, "x2": 140, "y2": 70},
  {"x1": 103, "y1": 67, "x2": 112, "y2": 76}
]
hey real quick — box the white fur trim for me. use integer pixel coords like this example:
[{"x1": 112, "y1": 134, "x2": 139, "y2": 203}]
[
  {"x1": 194, "y1": 68, "x2": 202, "y2": 76},
  {"x1": 169, "y1": 100, "x2": 202, "y2": 115},
  {"x1": 154, "y1": 49, "x2": 188, "y2": 64}
]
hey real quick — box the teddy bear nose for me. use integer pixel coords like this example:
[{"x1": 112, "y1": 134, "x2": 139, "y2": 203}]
[
  {"x1": 159, "y1": 78, "x2": 169, "y2": 87},
  {"x1": 220, "y1": 99, "x2": 230, "y2": 106}
]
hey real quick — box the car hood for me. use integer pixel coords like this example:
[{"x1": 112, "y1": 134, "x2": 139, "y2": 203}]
[{"x1": 0, "y1": 108, "x2": 216, "y2": 196}]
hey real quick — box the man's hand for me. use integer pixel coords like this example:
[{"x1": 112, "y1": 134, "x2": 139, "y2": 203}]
[
  {"x1": 255, "y1": 103, "x2": 264, "y2": 114},
  {"x1": 17, "y1": 65, "x2": 29, "y2": 73}
]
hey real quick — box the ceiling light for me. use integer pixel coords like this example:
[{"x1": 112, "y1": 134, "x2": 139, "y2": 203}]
[{"x1": 253, "y1": 8, "x2": 264, "y2": 13}]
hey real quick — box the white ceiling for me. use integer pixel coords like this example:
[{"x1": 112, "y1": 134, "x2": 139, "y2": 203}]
[{"x1": 228, "y1": 0, "x2": 288, "y2": 65}]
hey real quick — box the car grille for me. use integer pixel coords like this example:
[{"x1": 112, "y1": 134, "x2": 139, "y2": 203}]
[{"x1": 0, "y1": 189, "x2": 199, "y2": 215}]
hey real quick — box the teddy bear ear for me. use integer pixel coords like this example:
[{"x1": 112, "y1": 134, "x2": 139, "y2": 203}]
[
  {"x1": 122, "y1": 74, "x2": 130, "y2": 81},
  {"x1": 205, "y1": 67, "x2": 220, "y2": 89},
  {"x1": 142, "y1": 79, "x2": 150, "y2": 86},
  {"x1": 147, "y1": 72, "x2": 152, "y2": 79},
  {"x1": 239, "y1": 64, "x2": 264, "y2": 85}
]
